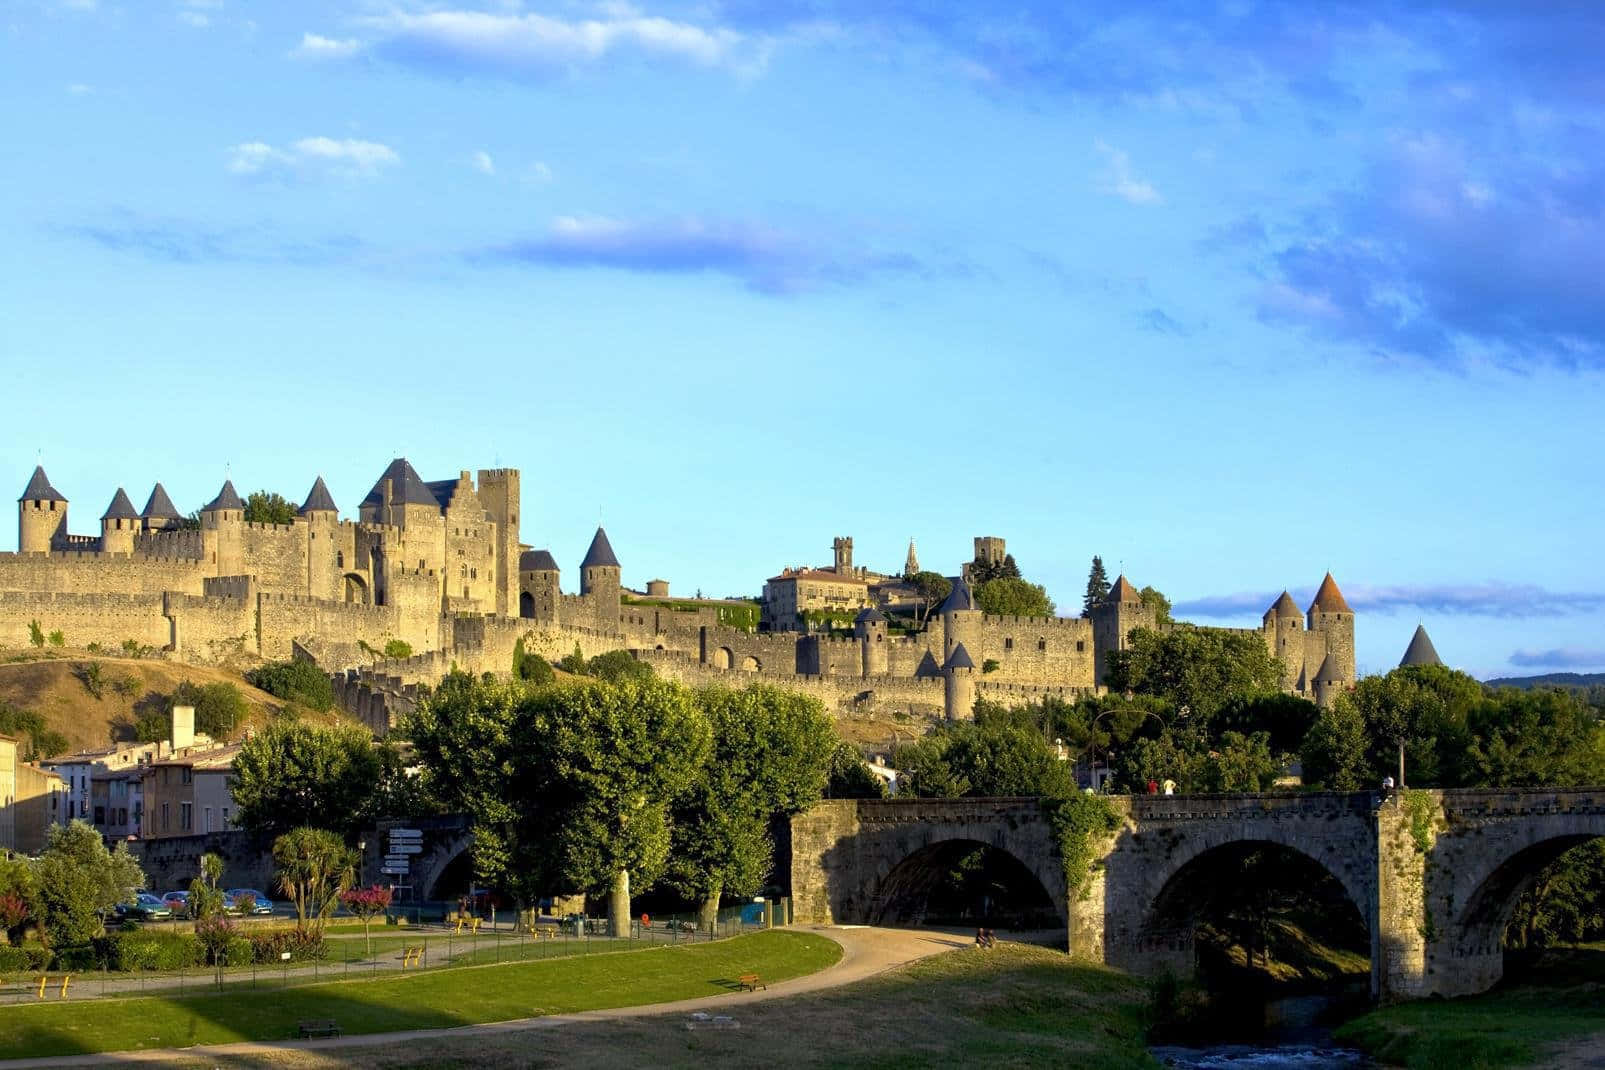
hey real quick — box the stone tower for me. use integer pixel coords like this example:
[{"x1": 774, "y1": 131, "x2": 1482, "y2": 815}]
[
  {"x1": 904, "y1": 538, "x2": 919, "y2": 577},
  {"x1": 199, "y1": 479, "x2": 245, "y2": 577},
  {"x1": 833, "y1": 536, "x2": 853, "y2": 576},
  {"x1": 1399, "y1": 625, "x2": 1442, "y2": 668},
  {"x1": 1312, "y1": 652, "x2": 1344, "y2": 709},
  {"x1": 1261, "y1": 591, "x2": 1305, "y2": 691},
  {"x1": 854, "y1": 607, "x2": 888, "y2": 676},
  {"x1": 1091, "y1": 574, "x2": 1152, "y2": 687},
  {"x1": 944, "y1": 642, "x2": 978, "y2": 721},
  {"x1": 580, "y1": 527, "x2": 622, "y2": 630},
  {"x1": 939, "y1": 574, "x2": 981, "y2": 662},
  {"x1": 299, "y1": 476, "x2": 341, "y2": 600},
  {"x1": 1306, "y1": 572, "x2": 1356, "y2": 686},
  {"x1": 519, "y1": 549, "x2": 561, "y2": 624},
  {"x1": 140, "y1": 483, "x2": 184, "y2": 533},
  {"x1": 99, "y1": 488, "x2": 139, "y2": 555},
  {"x1": 476, "y1": 468, "x2": 522, "y2": 618},
  {"x1": 973, "y1": 536, "x2": 1006, "y2": 567},
  {"x1": 17, "y1": 466, "x2": 67, "y2": 554}
]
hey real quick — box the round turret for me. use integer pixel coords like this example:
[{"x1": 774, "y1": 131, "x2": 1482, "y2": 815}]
[
  {"x1": 943, "y1": 642, "x2": 978, "y2": 721},
  {"x1": 855, "y1": 607, "x2": 888, "y2": 676},
  {"x1": 17, "y1": 466, "x2": 67, "y2": 554},
  {"x1": 100, "y1": 488, "x2": 139, "y2": 555}
]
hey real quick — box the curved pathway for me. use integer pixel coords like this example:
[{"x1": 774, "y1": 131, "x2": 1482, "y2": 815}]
[{"x1": 0, "y1": 926, "x2": 974, "y2": 1068}]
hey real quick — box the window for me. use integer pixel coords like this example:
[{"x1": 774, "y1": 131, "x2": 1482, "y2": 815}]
[
  {"x1": 1004, "y1": 637, "x2": 1014, "y2": 651},
  {"x1": 222, "y1": 807, "x2": 229, "y2": 826},
  {"x1": 180, "y1": 802, "x2": 193, "y2": 831},
  {"x1": 181, "y1": 767, "x2": 193, "y2": 785},
  {"x1": 336, "y1": 551, "x2": 344, "y2": 568},
  {"x1": 161, "y1": 802, "x2": 170, "y2": 831},
  {"x1": 204, "y1": 807, "x2": 212, "y2": 833},
  {"x1": 94, "y1": 806, "x2": 105, "y2": 825},
  {"x1": 1038, "y1": 638, "x2": 1047, "y2": 651},
  {"x1": 1076, "y1": 640, "x2": 1085, "y2": 652}
]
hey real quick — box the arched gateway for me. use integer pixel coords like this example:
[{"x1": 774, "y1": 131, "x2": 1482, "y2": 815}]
[{"x1": 788, "y1": 788, "x2": 1605, "y2": 1002}]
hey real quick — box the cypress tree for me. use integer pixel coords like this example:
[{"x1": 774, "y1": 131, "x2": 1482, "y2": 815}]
[{"x1": 1083, "y1": 556, "x2": 1110, "y2": 616}]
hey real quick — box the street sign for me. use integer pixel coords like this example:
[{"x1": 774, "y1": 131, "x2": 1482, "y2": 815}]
[
  {"x1": 384, "y1": 857, "x2": 412, "y2": 867},
  {"x1": 388, "y1": 844, "x2": 423, "y2": 854},
  {"x1": 380, "y1": 865, "x2": 409, "y2": 875},
  {"x1": 387, "y1": 828, "x2": 423, "y2": 839}
]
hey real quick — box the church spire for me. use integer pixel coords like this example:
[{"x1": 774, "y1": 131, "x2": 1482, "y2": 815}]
[{"x1": 905, "y1": 537, "x2": 919, "y2": 577}]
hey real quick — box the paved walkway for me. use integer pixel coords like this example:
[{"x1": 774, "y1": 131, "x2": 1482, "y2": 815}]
[{"x1": 0, "y1": 926, "x2": 970, "y2": 1068}]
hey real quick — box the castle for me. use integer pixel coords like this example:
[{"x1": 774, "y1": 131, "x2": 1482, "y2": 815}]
[{"x1": 3, "y1": 461, "x2": 1356, "y2": 731}]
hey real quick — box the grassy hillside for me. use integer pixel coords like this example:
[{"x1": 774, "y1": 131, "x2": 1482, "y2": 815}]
[
  {"x1": 1484, "y1": 671, "x2": 1605, "y2": 688},
  {"x1": 0, "y1": 654, "x2": 341, "y2": 754}
]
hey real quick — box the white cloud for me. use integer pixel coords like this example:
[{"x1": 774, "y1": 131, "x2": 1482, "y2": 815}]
[
  {"x1": 179, "y1": 11, "x2": 209, "y2": 27},
  {"x1": 227, "y1": 137, "x2": 400, "y2": 180},
  {"x1": 1094, "y1": 139, "x2": 1162, "y2": 205},
  {"x1": 66, "y1": 83, "x2": 93, "y2": 95},
  {"x1": 292, "y1": 33, "x2": 364, "y2": 61},
  {"x1": 471, "y1": 150, "x2": 496, "y2": 175},
  {"x1": 525, "y1": 160, "x2": 554, "y2": 184},
  {"x1": 178, "y1": 0, "x2": 219, "y2": 26},
  {"x1": 352, "y1": 8, "x2": 757, "y2": 78}
]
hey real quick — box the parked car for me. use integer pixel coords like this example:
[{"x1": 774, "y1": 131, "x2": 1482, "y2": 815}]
[
  {"x1": 225, "y1": 889, "x2": 275, "y2": 915},
  {"x1": 160, "y1": 890, "x2": 191, "y2": 917},
  {"x1": 118, "y1": 893, "x2": 173, "y2": 921}
]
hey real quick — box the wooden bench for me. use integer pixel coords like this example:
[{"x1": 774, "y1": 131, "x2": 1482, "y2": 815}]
[
  {"x1": 738, "y1": 973, "x2": 765, "y2": 991},
  {"x1": 297, "y1": 1019, "x2": 341, "y2": 1038},
  {"x1": 398, "y1": 946, "x2": 424, "y2": 968}
]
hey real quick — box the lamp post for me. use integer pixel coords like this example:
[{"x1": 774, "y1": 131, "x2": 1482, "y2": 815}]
[{"x1": 1082, "y1": 708, "x2": 1171, "y2": 792}]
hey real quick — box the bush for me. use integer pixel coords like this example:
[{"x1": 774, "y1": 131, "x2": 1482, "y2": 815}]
[
  {"x1": 382, "y1": 640, "x2": 412, "y2": 660},
  {"x1": 29, "y1": 620, "x2": 45, "y2": 648},
  {"x1": 93, "y1": 930, "x2": 202, "y2": 971},
  {"x1": 143, "y1": 681, "x2": 248, "y2": 741},
  {"x1": 245, "y1": 660, "x2": 335, "y2": 712},
  {"x1": 113, "y1": 674, "x2": 140, "y2": 699},
  {"x1": 247, "y1": 927, "x2": 327, "y2": 963},
  {"x1": 0, "y1": 945, "x2": 50, "y2": 972},
  {"x1": 53, "y1": 945, "x2": 97, "y2": 971},
  {"x1": 48, "y1": 631, "x2": 65, "y2": 648},
  {"x1": 81, "y1": 661, "x2": 106, "y2": 699},
  {"x1": 587, "y1": 650, "x2": 654, "y2": 685}
]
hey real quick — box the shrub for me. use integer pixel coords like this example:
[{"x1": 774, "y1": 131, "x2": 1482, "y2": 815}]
[
  {"x1": 121, "y1": 639, "x2": 150, "y2": 659},
  {"x1": 0, "y1": 945, "x2": 50, "y2": 972},
  {"x1": 382, "y1": 639, "x2": 412, "y2": 660},
  {"x1": 247, "y1": 927, "x2": 327, "y2": 963},
  {"x1": 94, "y1": 930, "x2": 203, "y2": 971},
  {"x1": 519, "y1": 652, "x2": 554, "y2": 686},
  {"x1": 154, "y1": 681, "x2": 248, "y2": 740},
  {"x1": 47, "y1": 631, "x2": 65, "y2": 648},
  {"x1": 81, "y1": 662, "x2": 106, "y2": 699},
  {"x1": 113, "y1": 674, "x2": 140, "y2": 699},
  {"x1": 245, "y1": 659, "x2": 335, "y2": 712},
  {"x1": 53, "y1": 945, "x2": 98, "y2": 971},
  {"x1": 28, "y1": 621, "x2": 44, "y2": 648}
]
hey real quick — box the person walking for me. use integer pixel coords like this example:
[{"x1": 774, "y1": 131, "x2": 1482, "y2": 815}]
[
  {"x1": 1162, "y1": 778, "x2": 1177, "y2": 796},
  {"x1": 1146, "y1": 778, "x2": 1159, "y2": 794}
]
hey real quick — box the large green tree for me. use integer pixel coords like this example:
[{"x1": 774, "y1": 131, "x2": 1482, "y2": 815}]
[
  {"x1": 243, "y1": 491, "x2": 298, "y2": 526},
  {"x1": 667, "y1": 685, "x2": 835, "y2": 929},
  {"x1": 896, "y1": 718, "x2": 1077, "y2": 800},
  {"x1": 907, "y1": 571, "x2": 953, "y2": 623},
  {"x1": 231, "y1": 720, "x2": 383, "y2": 841},
  {"x1": 35, "y1": 821, "x2": 144, "y2": 948},
  {"x1": 1105, "y1": 625, "x2": 1281, "y2": 724},
  {"x1": 273, "y1": 827, "x2": 356, "y2": 937},
  {"x1": 974, "y1": 577, "x2": 1055, "y2": 618},
  {"x1": 1082, "y1": 556, "x2": 1110, "y2": 617}
]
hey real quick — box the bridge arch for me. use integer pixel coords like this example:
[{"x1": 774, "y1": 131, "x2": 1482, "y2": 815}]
[
  {"x1": 868, "y1": 836, "x2": 1062, "y2": 927},
  {"x1": 404, "y1": 830, "x2": 474, "y2": 903}
]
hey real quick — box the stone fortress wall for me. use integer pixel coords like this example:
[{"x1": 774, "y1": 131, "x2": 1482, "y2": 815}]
[{"x1": 1, "y1": 460, "x2": 1357, "y2": 732}]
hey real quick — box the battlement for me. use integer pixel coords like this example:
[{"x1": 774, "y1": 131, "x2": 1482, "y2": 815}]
[
  {"x1": 0, "y1": 590, "x2": 165, "y2": 610},
  {"x1": 202, "y1": 575, "x2": 256, "y2": 599},
  {"x1": 10, "y1": 549, "x2": 204, "y2": 567},
  {"x1": 978, "y1": 613, "x2": 1089, "y2": 630},
  {"x1": 135, "y1": 530, "x2": 204, "y2": 558}
]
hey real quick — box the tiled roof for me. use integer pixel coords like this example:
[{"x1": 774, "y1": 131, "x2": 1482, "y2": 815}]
[
  {"x1": 362, "y1": 458, "x2": 440, "y2": 510},
  {"x1": 768, "y1": 568, "x2": 869, "y2": 586},
  {"x1": 1105, "y1": 575, "x2": 1142, "y2": 603},
  {"x1": 520, "y1": 549, "x2": 560, "y2": 571},
  {"x1": 1308, "y1": 572, "x2": 1352, "y2": 614},
  {"x1": 946, "y1": 642, "x2": 976, "y2": 670},
  {"x1": 203, "y1": 480, "x2": 244, "y2": 512},
  {"x1": 1399, "y1": 625, "x2": 1443, "y2": 668},
  {"x1": 1314, "y1": 652, "x2": 1342, "y2": 681},
  {"x1": 1265, "y1": 590, "x2": 1302, "y2": 620},
  {"x1": 938, "y1": 575, "x2": 975, "y2": 612}
]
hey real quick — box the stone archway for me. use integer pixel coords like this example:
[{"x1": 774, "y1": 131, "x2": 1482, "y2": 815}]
[
  {"x1": 1452, "y1": 834, "x2": 1601, "y2": 960},
  {"x1": 520, "y1": 591, "x2": 534, "y2": 618},
  {"x1": 741, "y1": 655, "x2": 761, "y2": 672},
  {"x1": 868, "y1": 838, "x2": 1060, "y2": 927},
  {"x1": 343, "y1": 573, "x2": 370, "y2": 605},
  {"x1": 713, "y1": 647, "x2": 734, "y2": 670}
]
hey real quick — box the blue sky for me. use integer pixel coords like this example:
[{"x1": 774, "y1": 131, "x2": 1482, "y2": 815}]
[{"x1": 3, "y1": 1, "x2": 1602, "y2": 680}]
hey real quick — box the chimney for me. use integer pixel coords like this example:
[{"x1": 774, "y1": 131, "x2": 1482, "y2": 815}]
[{"x1": 170, "y1": 705, "x2": 195, "y2": 751}]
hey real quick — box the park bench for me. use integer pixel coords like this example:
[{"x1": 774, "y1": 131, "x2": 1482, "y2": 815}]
[
  {"x1": 398, "y1": 946, "x2": 425, "y2": 968},
  {"x1": 738, "y1": 973, "x2": 765, "y2": 991},
  {"x1": 297, "y1": 1019, "x2": 342, "y2": 1038}
]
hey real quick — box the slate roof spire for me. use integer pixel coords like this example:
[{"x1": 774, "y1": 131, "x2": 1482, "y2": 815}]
[
  {"x1": 1399, "y1": 625, "x2": 1443, "y2": 668},
  {"x1": 1106, "y1": 575, "x2": 1142, "y2": 604},
  {"x1": 19, "y1": 466, "x2": 65, "y2": 503},
  {"x1": 1265, "y1": 591, "x2": 1302, "y2": 620},
  {"x1": 362, "y1": 458, "x2": 440, "y2": 510},
  {"x1": 946, "y1": 642, "x2": 976, "y2": 671},
  {"x1": 581, "y1": 527, "x2": 620, "y2": 569},
  {"x1": 939, "y1": 574, "x2": 975, "y2": 613},
  {"x1": 101, "y1": 488, "x2": 138, "y2": 521},
  {"x1": 203, "y1": 480, "x2": 244, "y2": 512},
  {"x1": 519, "y1": 549, "x2": 560, "y2": 572},
  {"x1": 299, "y1": 476, "x2": 338, "y2": 515},
  {"x1": 141, "y1": 483, "x2": 182, "y2": 522}
]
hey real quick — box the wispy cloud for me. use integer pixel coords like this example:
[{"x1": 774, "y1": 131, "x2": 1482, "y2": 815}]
[
  {"x1": 471, "y1": 150, "x2": 496, "y2": 176},
  {"x1": 472, "y1": 214, "x2": 923, "y2": 294},
  {"x1": 227, "y1": 137, "x2": 400, "y2": 181},
  {"x1": 291, "y1": 33, "x2": 363, "y2": 60},
  {"x1": 57, "y1": 211, "x2": 369, "y2": 267},
  {"x1": 1137, "y1": 307, "x2": 1190, "y2": 336},
  {"x1": 178, "y1": 0, "x2": 219, "y2": 27},
  {"x1": 1508, "y1": 648, "x2": 1605, "y2": 670},
  {"x1": 317, "y1": 7, "x2": 768, "y2": 81},
  {"x1": 1094, "y1": 140, "x2": 1161, "y2": 205},
  {"x1": 1175, "y1": 582, "x2": 1605, "y2": 621}
]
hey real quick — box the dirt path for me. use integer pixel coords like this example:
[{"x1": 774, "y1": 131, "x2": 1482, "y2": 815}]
[{"x1": 0, "y1": 926, "x2": 972, "y2": 1068}]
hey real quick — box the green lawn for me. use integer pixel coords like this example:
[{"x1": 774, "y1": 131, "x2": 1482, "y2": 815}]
[
  {"x1": 0, "y1": 930, "x2": 841, "y2": 1059},
  {"x1": 1337, "y1": 943, "x2": 1605, "y2": 1069}
]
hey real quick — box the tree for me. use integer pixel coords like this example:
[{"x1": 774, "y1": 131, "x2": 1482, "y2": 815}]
[
  {"x1": 187, "y1": 852, "x2": 226, "y2": 922},
  {"x1": 1200, "y1": 731, "x2": 1281, "y2": 792},
  {"x1": 1138, "y1": 585, "x2": 1173, "y2": 627},
  {"x1": 667, "y1": 685, "x2": 835, "y2": 930},
  {"x1": 231, "y1": 720, "x2": 382, "y2": 841},
  {"x1": 586, "y1": 650, "x2": 655, "y2": 685},
  {"x1": 245, "y1": 660, "x2": 335, "y2": 712},
  {"x1": 897, "y1": 720, "x2": 1076, "y2": 800},
  {"x1": 1299, "y1": 700, "x2": 1369, "y2": 790},
  {"x1": 1105, "y1": 625, "x2": 1282, "y2": 724},
  {"x1": 514, "y1": 641, "x2": 555, "y2": 685},
  {"x1": 274, "y1": 827, "x2": 355, "y2": 937},
  {"x1": 340, "y1": 885, "x2": 393, "y2": 956},
  {"x1": 0, "y1": 854, "x2": 39, "y2": 946},
  {"x1": 35, "y1": 821, "x2": 144, "y2": 948},
  {"x1": 409, "y1": 674, "x2": 710, "y2": 937},
  {"x1": 1082, "y1": 556, "x2": 1110, "y2": 616},
  {"x1": 824, "y1": 740, "x2": 888, "y2": 799},
  {"x1": 907, "y1": 572, "x2": 953, "y2": 623},
  {"x1": 974, "y1": 577, "x2": 1055, "y2": 618},
  {"x1": 139, "y1": 680, "x2": 248, "y2": 741},
  {"x1": 243, "y1": 491, "x2": 297, "y2": 526},
  {"x1": 1461, "y1": 687, "x2": 1605, "y2": 788}
]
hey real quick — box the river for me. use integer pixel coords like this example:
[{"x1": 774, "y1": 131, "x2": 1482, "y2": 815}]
[{"x1": 1149, "y1": 994, "x2": 1377, "y2": 1068}]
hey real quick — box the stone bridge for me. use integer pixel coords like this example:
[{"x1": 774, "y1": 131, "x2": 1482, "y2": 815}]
[{"x1": 789, "y1": 788, "x2": 1605, "y2": 1001}]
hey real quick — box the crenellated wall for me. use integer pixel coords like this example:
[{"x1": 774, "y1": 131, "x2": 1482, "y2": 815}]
[{"x1": 0, "y1": 590, "x2": 171, "y2": 649}]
